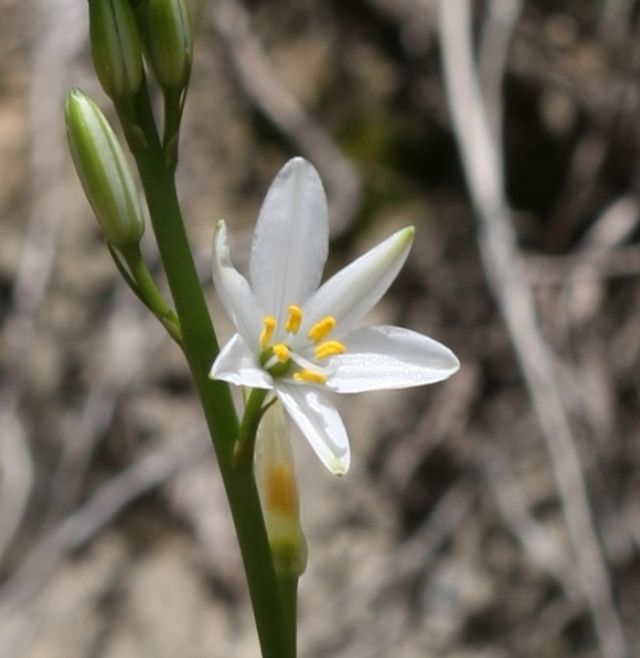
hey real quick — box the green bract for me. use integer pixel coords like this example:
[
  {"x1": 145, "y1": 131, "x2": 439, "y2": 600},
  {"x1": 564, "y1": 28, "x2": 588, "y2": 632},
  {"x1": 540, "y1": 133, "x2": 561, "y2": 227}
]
[
  {"x1": 144, "y1": 0, "x2": 193, "y2": 91},
  {"x1": 89, "y1": 0, "x2": 143, "y2": 100},
  {"x1": 65, "y1": 89, "x2": 144, "y2": 249}
]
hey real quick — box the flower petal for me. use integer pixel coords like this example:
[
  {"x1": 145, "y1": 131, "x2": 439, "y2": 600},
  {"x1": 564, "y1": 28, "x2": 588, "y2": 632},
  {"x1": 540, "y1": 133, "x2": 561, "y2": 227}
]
[
  {"x1": 249, "y1": 158, "x2": 329, "y2": 327},
  {"x1": 210, "y1": 333, "x2": 273, "y2": 389},
  {"x1": 276, "y1": 383, "x2": 350, "y2": 475},
  {"x1": 212, "y1": 220, "x2": 261, "y2": 348},
  {"x1": 326, "y1": 325, "x2": 460, "y2": 393},
  {"x1": 303, "y1": 227, "x2": 414, "y2": 338}
]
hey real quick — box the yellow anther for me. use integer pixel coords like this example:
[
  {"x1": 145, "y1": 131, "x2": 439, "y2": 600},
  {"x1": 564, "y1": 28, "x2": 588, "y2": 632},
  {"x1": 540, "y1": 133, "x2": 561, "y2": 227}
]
[
  {"x1": 314, "y1": 340, "x2": 346, "y2": 360},
  {"x1": 260, "y1": 316, "x2": 277, "y2": 348},
  {"x1": 285, "y1": 305, "x2": 303, "y2": 334},
  {"x1": 272, "y1": 343, "x2": 290, "y2": 363},
  {"x1": 307, "y1": 316, "x2": 336, "y2": 343},
  {"x1": 293, "y1": 369, "x2": 327, "y2": 385}
]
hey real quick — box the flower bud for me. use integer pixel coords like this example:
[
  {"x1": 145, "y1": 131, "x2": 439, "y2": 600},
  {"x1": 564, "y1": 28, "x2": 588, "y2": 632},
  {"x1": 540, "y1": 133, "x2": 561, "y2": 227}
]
[
  {"x1": 254, "y1": 401, "x2": 307, "y2": 578},
  {"x1": 144, "y1": 0, "x2": 193, "y2": 91},
  {"x1": 65, "y1": 89, "x2": 144, "y2": 249},
  {"x1": 89, "y1": 0, "x2": 143, "y2": 100}
]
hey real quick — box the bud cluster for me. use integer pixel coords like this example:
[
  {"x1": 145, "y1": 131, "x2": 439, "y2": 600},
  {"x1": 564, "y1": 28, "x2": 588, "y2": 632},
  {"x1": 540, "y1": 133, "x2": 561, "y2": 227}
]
[
  {"x1": 67, "y1": 0, "x2": 195, "y2": 246},
  {"x1": 89, "y1": 0, "x2": 193, "y2": 101}
]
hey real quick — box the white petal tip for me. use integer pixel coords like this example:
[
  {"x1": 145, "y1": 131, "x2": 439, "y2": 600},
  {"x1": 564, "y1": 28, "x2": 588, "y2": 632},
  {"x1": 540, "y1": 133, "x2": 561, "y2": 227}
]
[
  {"x1": 401, "y1": 225, "x2": 415, "y2": 240},
  {"x1": 331, "y1": 464, "x2": 349, "y2": 477},
  {"x1": 443, "y1": 349, "x2": 461, "y2": 375},
  {"x1": 286, "y1": 155, "x2": 311, "y2": 169},
  {"x1": 394, "y1": 226, "x2": 415, "y2": 250},
  {"x1": 326, "y1": 455, "x2": 350, "y2": 476},
  {"x1": 277, "y1": 157, "x2": 322, "y2": 187}
]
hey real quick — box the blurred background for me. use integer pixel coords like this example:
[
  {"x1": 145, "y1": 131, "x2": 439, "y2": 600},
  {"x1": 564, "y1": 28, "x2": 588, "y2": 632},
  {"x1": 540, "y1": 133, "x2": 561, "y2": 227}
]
[{"x1": 1, "y1": 0, "x2": 639, "y2": 656}]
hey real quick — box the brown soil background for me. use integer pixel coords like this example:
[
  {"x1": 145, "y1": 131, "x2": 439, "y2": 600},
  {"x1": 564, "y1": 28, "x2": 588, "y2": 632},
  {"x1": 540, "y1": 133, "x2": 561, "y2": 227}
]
[{"x1": 1, "y1": 1, "x2": 639, "y2": 657}]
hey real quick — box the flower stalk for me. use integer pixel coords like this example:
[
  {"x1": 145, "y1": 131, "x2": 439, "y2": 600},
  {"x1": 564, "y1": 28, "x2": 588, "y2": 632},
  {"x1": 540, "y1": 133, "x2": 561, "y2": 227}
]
[
  {"x1": 123, "y1": 91, "x2": 292, "y2": 656},
  {"x1": 69, "y1": 12, "x2": 295, "y2": 657},
  {"x1": 69, "y1": 6, "x2": 459, "y2": 657}
]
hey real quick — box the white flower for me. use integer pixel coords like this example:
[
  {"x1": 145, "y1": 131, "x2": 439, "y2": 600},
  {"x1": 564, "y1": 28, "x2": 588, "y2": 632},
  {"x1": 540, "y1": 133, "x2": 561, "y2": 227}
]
[{"x1": 210, "y1": 157, "x2": 460, "y2": 475}]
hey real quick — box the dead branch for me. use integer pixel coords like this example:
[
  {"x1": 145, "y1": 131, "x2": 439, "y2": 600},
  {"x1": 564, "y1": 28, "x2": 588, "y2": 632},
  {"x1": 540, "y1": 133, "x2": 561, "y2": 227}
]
[
  {"x1": 438, "y1": 1, "x2": 628, "y2": 656},
  {"x1": 0, "y1": 425, "x2": 210, "y2": 609},
  {"x1": 45, "y1": 293, "x2": 163, "y2": 525},
  {"x1": 385, "y1": 470, "x2": 480, "y2": 587},
  {"x1": 484, "y1": 446, "x2": 580, "y2": 601},
  {"x1": 478, "y1": 0, "x2": 524, "y2": 140},
  {"x1": 0, "y1": 0, "x2": 86, "y2": 564},
  {"x1": 526, "y1": 245, "x2": 640, "y2": 285}
]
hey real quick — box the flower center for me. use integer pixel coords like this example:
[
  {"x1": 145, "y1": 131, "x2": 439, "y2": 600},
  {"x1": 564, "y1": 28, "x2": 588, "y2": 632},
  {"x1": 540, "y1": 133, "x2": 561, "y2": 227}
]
[
  {"x1": 260, "y1": 344, "x2": 292, "y2": 378},
  {"x1": 257, "y1": 306, "x2": 346, "y2": 384}
]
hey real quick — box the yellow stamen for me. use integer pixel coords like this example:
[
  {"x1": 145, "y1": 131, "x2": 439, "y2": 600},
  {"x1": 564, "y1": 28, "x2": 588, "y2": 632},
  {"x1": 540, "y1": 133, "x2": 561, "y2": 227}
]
[
  {"x1": 272, "y1": 343, "x2": 290, "y2": 363},
  {"x1": 266, "y1": 463, "x2": 299, "y2": 516},
  {"x1": 260, "y1": 316, "x2": 277, "y2": 348},
  {"x1": 314, "y1": 340, "x2": 346, "y2": 360},
  {"x1": 307, "y1": 316, "x2": 336, "y2": 343},
  {"x1": 285, "y1": 305, "x2": 303, "y2": 334},
  {"x1": 293, "y1": 369, "x2": 327, "y2": 385}
]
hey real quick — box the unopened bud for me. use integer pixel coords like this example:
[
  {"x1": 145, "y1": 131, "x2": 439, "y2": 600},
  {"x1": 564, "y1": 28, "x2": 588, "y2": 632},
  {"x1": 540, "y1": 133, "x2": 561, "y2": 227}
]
[
  {"x1": 255, "y1": 401, "x2": 307, "y2": 577},
  {"x1": 89, "y1": 0, "x2": 143, "y2": 100},
  {"x1": 65, "y1": 89, "x2": 144, "y2": 248},
  {"x1": 144, "y1": 0, "x2": 193, "y2": 91}
]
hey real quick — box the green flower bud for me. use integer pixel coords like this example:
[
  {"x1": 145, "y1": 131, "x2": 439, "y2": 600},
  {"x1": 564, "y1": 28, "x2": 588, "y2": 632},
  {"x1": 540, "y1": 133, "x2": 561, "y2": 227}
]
[
  {"x1": 65, "y1": 89, "x2": 144, "y2": 249},
  {"x1": 144, "y1": 0, "x2": 193, "y2": 91},
  {"x1": 89, "y1": 0, "x2": 143, "y2": 100}
]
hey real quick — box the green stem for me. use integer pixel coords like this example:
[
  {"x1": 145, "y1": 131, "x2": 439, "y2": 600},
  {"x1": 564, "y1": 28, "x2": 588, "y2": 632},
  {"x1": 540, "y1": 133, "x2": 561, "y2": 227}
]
[
  {"x1": 279, "y1": 575, "x2": 298, "y2": 657},
  {"x1": 234, "y1": 387, "x2": 270, "y2": 466},
  {"x1": 119, "y1": 244, "x2": 183, "y2": 343},
  {"x1": 162, "y1": 87, "x2": 183, "y2": 173},
  {"x1": 121, "y1": 84, "x2": 292, "y2": 658}
]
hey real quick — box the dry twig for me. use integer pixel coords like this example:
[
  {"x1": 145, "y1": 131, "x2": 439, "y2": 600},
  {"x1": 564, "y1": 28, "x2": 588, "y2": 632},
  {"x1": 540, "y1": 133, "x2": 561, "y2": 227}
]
[
  {"x1": 484, "y1": 446, "x2": 580, "y2": 601},
  {"x1": 0, "y1": 0, "x2": 86, "y2": 564},
  {"x1": 45, "y1": 293, "x2": 162, "y2": 525},
  {"x1": 526, "y1": 245, "x2": 640, "y2": 285},
  {"x1": 438, "y1": 1, "x2": 628, "y2": 656},
  {"x1": 384, "y1": 470, "x2": 480, "y2": 587},
  {"x1": 0, "y1": 426, "x2": 209, "y2": 608},
  {"x1": 478, "y1": 0, "x2": 524, "y2": 140}
]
